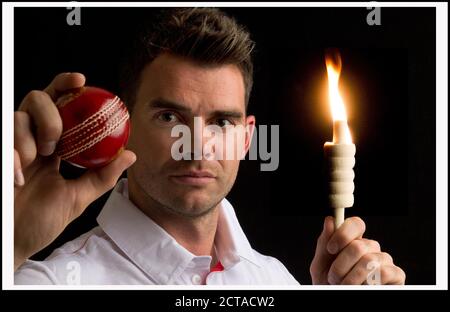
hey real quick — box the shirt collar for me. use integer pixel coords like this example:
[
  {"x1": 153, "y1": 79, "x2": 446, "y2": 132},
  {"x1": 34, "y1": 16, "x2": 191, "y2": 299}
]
[{"x1": 97, "y1": 179, "x2": 260, "y2": 284}]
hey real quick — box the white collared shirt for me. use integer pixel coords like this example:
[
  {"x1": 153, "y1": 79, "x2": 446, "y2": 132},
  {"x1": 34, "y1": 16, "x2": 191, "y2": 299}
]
[{"x1": 15, "y1": 179, "x2": 299, "y2": 285}]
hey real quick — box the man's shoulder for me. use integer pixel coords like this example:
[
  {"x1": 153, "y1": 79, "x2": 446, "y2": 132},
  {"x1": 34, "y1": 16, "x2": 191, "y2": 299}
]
[
  {"x1": 46, "y1": 226, "x2": 110, "y2": 259},
  {"x1": 14, "y1": 226, "x2": 117, "y2": 285},
  {"x1": 244, "y1": 249, "x2": 300, "y2": 285}
]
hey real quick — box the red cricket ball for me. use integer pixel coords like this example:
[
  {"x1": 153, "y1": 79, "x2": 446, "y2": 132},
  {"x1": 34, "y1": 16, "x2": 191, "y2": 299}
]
[{"x1": 55, "y1": 86, "x2": 130, "y2": 169}]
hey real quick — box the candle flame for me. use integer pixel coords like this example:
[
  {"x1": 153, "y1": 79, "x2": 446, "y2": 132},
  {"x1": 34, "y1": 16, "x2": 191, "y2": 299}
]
[
  {"x1": 325, "y1": 49, "x2": 347, "y2": 122},
  {"x1": 325, "y1": 49, "x2": 352, "y2": 143}
]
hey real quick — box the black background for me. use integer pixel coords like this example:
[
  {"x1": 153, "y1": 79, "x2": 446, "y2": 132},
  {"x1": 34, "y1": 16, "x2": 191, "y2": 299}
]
[{"x1": 14, "y1": 7, "x2": 436, "y2": 285}]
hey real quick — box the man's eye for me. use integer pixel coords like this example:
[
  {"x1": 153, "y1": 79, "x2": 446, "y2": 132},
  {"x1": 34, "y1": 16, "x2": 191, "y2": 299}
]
[
  {"x1": 215, "y1": 119, "x2": 233, "y2": 128},
  {"x1": 157, "y1": 112, "x2": 179, "y2": 123}
]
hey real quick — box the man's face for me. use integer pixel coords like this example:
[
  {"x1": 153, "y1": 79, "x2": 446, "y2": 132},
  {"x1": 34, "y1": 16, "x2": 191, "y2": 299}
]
[{"x1": 127, "y1": 53, "x2": 255, "y2": 218}]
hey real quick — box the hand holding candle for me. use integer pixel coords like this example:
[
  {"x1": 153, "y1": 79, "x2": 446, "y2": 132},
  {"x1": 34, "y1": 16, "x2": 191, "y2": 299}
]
[
  {"x1": 323, "y1": 49, "x2": 356, "y2": 230},
  {"x1": 311, "y1": 52, "x2": 405, "y2": 286}
]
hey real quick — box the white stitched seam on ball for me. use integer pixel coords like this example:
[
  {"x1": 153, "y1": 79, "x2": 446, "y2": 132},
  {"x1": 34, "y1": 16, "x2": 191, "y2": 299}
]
[
  {"x1": 58, "y1": 107, "x2": 128, "y2": 158},
  {"x1": 59, "y1": 112, "x2": 128, "y2": 160},
  {"x1": 60, "y1": 96, "x2": 120, "y2": 140},
  {"x1": 58, "y1": 98, "x2": 123, "y2": 149},
  {"x1": 59, "y1": 109, "x2": 129, "y2": 160},
  {"x1": 58, "y1": 108, "x2": 127, "y2": 156}
]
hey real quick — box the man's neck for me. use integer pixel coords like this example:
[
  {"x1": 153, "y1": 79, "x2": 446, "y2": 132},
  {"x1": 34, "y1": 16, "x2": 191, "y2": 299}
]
[{"x1": 128, "y1": 179, "x2": 220, "y2": 264}]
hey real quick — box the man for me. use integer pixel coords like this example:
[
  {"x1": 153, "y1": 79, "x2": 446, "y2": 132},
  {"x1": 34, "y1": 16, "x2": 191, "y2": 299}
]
[{"x1": 14, "y1": 8, "x2": 405, "y2": 285}]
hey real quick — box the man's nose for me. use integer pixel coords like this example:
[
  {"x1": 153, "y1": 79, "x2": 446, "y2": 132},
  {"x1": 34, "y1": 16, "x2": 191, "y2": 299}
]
[{"x1": 188, "y1": 116, "x2": 217, "y2": 160}]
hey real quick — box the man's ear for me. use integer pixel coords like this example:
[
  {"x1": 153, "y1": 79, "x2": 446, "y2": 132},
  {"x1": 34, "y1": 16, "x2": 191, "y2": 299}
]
[{"x1": 243, "y1": 115, "x2": 256, "y2": 157}]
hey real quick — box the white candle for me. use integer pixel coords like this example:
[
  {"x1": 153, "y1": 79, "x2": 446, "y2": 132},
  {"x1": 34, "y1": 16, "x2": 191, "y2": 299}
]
[{"x1": 324, "y1": 50, "x2": 356, "y2": 230}]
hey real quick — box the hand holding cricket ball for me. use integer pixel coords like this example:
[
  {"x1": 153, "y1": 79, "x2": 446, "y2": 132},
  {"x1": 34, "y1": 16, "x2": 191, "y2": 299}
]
[{"x1": 13, "y1": 73, "x2": 136, "y2": 270}]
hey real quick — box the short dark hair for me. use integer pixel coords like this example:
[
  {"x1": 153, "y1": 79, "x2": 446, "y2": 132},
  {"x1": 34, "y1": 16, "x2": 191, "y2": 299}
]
[{"x1": 120, "y1": 8, "x2": 255, "y2": 113}]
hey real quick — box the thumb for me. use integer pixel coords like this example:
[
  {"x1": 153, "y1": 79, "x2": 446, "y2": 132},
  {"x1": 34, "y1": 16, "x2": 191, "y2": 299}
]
[
  {"x1": 314, "y1": 216, "x2": 335, "y2": 259},
  {"x1": 70, "y1": 150, "x2": 136, "y2": 218},
  {"x1": 310, "y1": 216, "x2": 335, "y2": 282}
]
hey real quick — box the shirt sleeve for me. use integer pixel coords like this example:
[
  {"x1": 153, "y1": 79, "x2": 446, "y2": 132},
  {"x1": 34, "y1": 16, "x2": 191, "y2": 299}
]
[{"x1": 14, "y1": 260, "x2": 60, "y2": 285}]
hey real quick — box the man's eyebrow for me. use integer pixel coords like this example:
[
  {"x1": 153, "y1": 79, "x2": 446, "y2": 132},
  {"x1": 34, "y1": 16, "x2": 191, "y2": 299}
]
[
  {"x1": 148, "y1": 98, "x2": 192, "y2": 112},
  {"x1": 211, "y1": 110, "x2": 244, "y2": 119},
  {"x1": 148, "y1": 97, "x2": 244, "y2": 119}
]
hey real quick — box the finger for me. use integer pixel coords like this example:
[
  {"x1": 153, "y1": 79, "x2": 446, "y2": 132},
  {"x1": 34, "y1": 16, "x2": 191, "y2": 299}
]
[
  {"x1": 310, "y1": 216, "x2": 335, "y2": 280},
  {"x1": 14, "y1": 149, "x2": 25, "y2": 187},
  {"x1": 379, "y1": 265, "x2": 406, "y2": 285},
  {"x1": 327, "y1": 216, "x2": 366, "y2": 255},
  {"x1": 314, "y1": 216, "x2": 335, "y2": 259},
  {"x1": 340, "y1": 252, "x2": 395, "y2": 285},
  {"x1": 43, "y1": 72, "x2": 86, "y2": 101},
  {"x1": 328, "y1": 239, "x2": 381, "y2": 284},
  {"x1": 69, "y1": 150, "x2": 136, "y2": 218},
  {"x1": 14, "y1": 111, "x2": 38, "y2": 169},
  {"x1": 18, "y1": 90, "x2": 63, "y2": 156}
]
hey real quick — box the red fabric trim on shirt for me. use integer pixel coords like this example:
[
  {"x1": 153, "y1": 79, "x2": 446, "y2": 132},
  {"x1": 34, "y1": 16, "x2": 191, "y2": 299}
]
[{"x1": 210, "y1": 261, "x2": 224, "y2": 272}]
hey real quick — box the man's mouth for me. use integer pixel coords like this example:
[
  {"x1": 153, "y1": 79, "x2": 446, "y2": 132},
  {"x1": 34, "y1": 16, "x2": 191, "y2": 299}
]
[{"x1": 169, "y1": 170, "x2": 217, "y2": 186}]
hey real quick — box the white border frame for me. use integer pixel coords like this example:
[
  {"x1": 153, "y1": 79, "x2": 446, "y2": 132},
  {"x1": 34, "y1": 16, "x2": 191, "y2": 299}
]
[{"x1": 2, "y1": 2, "x2": 448, "y2": 290}]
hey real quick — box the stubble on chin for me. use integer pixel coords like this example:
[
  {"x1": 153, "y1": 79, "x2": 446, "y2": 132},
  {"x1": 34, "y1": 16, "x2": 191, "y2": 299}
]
[{"x1": 131, "y1": 173, "x2": 225, "y2": 219}]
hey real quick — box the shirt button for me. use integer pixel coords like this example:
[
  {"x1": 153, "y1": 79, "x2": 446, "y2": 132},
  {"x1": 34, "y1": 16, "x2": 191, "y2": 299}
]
[{"x1": 191, "y1": 274, "x2": 202, "y2": 285}]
